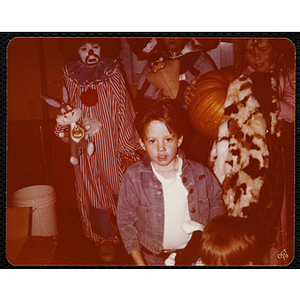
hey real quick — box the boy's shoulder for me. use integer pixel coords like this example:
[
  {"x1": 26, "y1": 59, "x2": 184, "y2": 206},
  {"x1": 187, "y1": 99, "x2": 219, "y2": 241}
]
[
  {"x1": 123, "y1": 158, "x2": 154, "y2": 184},
  {"x1": 185, "y1": 157, "x2": 207, "y2": 171},
  {"x1": 184, "y1": 158, "x2": 215, "y2": 178},
  {"x1": 128, "y1": 159, "x2": 143, "y2": 171},
  {"x1": 126, "y1": 159, "x2": 148, "y2": 176}
]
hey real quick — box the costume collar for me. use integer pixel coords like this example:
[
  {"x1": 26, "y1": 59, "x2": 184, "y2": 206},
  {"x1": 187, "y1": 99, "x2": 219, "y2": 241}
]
[{"x1": 64, "y1": 58, "x2": 118, "y2": 86}]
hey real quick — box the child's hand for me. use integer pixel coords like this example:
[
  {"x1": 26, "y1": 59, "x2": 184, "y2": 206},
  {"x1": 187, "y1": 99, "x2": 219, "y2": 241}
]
[
  {"x1": 83, "y1": 117, "x2": 102, "y2": 138},
  {"x1": 184, "y1": 76, "x2": 200, "y2": 105}
]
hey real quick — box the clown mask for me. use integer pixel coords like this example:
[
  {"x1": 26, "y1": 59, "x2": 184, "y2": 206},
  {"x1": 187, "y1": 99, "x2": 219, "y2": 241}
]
[{"x1": 78, "y1": 42, "x2": 101, "y2": 66}]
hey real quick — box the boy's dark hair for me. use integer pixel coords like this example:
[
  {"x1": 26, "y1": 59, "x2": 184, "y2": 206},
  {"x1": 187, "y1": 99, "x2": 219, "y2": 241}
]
[
  {"x1": 199, "y1": 215, "x2": 265, "y2": 266},
  {"x1": 135, "y1": 100, "x2": 184, "y2": 141}
]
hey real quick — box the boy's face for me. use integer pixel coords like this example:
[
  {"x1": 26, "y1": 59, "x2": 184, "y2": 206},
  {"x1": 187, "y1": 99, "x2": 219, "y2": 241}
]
[{"x1": 139, "y1": 120, "x2": 183, "y2": 169}]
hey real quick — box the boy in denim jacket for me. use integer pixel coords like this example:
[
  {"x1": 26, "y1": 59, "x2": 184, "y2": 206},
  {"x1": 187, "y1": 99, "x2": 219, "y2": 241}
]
[{"x1": 117, "y1": 100, "x2": 226, "y2": 266}]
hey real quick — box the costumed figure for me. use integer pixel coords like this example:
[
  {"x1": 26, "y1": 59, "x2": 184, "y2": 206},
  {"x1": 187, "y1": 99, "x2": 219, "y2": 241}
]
[
  {"x1": 190, "y1": 70, "x2": 284, "y2": 247},
  {"x1": 55, "y1": 38, "x2": 141, "y2": 261},
  {"x1": 208, "y1": 71, "x2": 285, "y2": 248},
  {"x1": 186, "y1": 38, "x2": 294, "y2": 252},
  {"x1": 128, "y1": 37, "x2": 219, "y2": 164},
  {"x1": 234, "y1": 38, "x2": 295, "y2": 258}
]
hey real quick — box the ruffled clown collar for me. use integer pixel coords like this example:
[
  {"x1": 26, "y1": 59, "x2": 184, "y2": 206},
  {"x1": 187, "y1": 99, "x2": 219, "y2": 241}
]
[{"x1": 64, "y1": 58, "x2": 119, "y2": 86}]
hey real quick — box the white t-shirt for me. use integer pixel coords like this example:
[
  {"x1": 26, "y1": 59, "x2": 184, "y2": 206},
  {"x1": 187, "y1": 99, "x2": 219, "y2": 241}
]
[{"x1": 151, "y1": 157, "x2": 191, "y2": 250}]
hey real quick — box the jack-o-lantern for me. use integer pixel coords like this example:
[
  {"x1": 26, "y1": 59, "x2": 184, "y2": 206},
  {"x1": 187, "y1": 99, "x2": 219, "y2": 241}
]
[{"x1": 188, "y1": 70, "x2": 238, "y2": 140}]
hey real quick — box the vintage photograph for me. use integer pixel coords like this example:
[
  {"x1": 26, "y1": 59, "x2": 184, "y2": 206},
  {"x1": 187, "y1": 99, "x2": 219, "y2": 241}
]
[{"x1": 6, "y1": 35, "x2": 295, "y2": 267}]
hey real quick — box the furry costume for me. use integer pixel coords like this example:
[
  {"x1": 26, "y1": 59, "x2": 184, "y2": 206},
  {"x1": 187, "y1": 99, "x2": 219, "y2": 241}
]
[{"x1": 209, "y1": 72, "x2": 283, "y2": 243}]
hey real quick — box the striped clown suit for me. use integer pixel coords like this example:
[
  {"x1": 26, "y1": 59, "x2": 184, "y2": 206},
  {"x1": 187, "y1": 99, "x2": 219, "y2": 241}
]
[{"x1": 55, "y1": 58, "x2": 141, "y2": 246}]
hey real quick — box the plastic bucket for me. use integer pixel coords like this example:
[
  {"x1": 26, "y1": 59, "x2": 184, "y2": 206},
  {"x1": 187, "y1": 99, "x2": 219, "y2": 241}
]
[{"x1": 12, "y1": 185, "x2": 58, "y2": 237}]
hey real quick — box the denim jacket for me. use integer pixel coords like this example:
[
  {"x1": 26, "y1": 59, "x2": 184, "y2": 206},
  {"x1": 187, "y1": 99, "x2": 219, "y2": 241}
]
[{"x1": 117, "y1": 150, "x2": 226, "y2": 255}]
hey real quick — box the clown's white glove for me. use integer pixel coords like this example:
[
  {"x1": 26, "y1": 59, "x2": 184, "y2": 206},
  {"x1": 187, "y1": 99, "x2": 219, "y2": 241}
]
[
  {"x1": 182, "y1": 220, "x2": 205, "y2": 235},
  {"x1": 83, "y1": 118, "x2": 101, "y2": 138},
  {"x1": 164, "y1": 221, "x2": 205, "y2": 266},
  {"x1": 165, "y1": 253, "x2": 177, "y2": 266}
]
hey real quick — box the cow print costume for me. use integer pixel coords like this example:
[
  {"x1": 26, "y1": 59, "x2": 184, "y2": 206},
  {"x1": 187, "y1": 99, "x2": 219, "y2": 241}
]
[{"x1": 209, "y1": 72, "x2": 283, "y2": 244}]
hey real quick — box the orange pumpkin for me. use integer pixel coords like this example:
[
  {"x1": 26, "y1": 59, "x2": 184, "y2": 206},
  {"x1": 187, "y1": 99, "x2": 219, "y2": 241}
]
[{"x1": 188, "y1": 70, "x2": 238, "y2": 140}]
